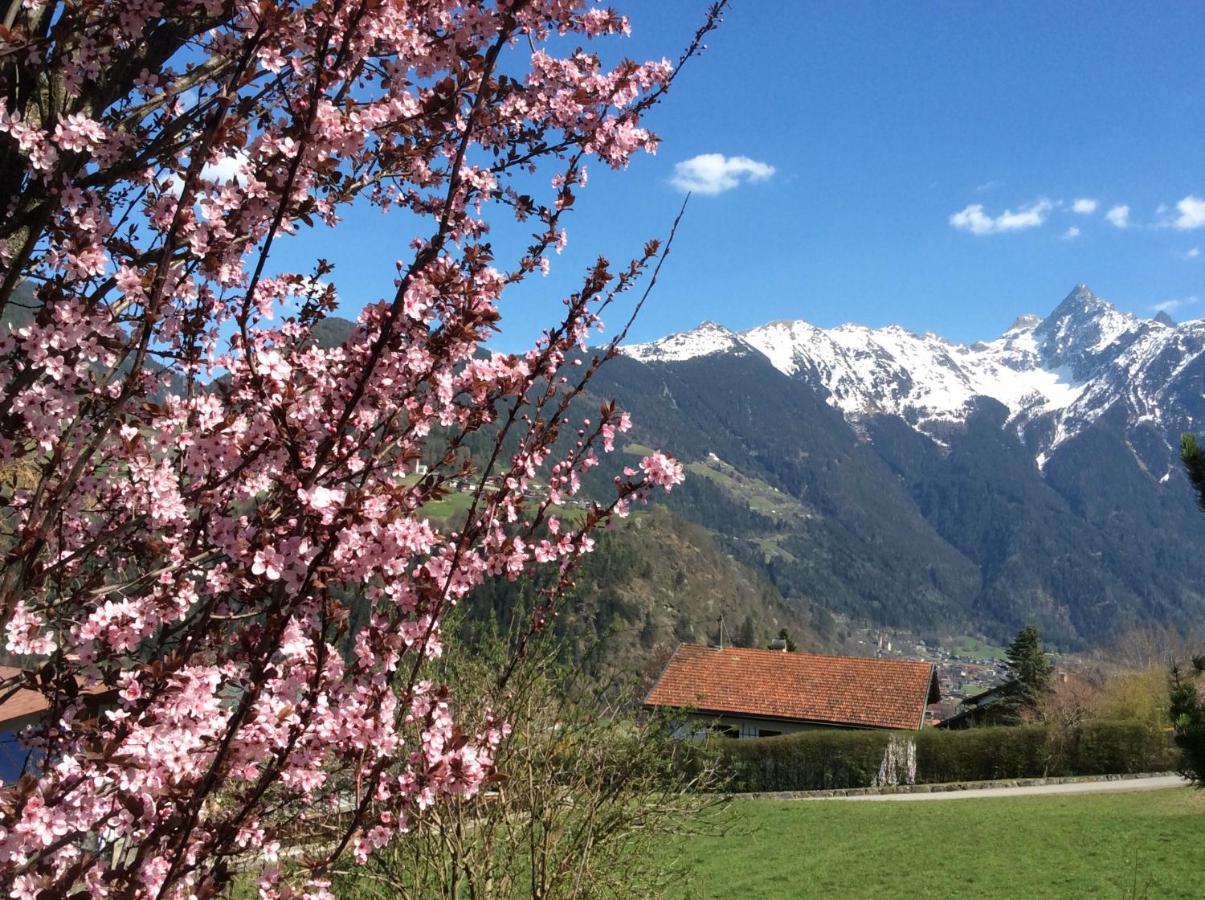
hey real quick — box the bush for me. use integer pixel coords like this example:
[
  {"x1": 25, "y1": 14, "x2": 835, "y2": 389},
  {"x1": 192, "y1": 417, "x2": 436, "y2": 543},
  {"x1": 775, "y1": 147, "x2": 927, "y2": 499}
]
[
  {"x1": 327, "y1": 633, "x2": 725, "y2": 899},
  {"x1": 712, "y1": 720, "x2": 1177, "y2": 792},
  {"x1": 1071, "y1": 720, "x2": 1178, "y2": 775}
]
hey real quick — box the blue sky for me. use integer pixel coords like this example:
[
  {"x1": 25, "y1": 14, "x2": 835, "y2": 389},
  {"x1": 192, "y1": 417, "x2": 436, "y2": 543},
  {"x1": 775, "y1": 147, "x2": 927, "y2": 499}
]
[{"x1": 277, "y1": 1, "x2": 1205, "y2": 349}]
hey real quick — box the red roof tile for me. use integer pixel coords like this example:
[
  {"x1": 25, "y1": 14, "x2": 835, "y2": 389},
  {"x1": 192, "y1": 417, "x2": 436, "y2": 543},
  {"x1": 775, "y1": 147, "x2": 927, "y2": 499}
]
[
  {"x1": 644, "y1": 644, "x2": 937, "y2": 731},
  {"x1": 0, "y1": 666, "x2": 110, "y2": 728}
]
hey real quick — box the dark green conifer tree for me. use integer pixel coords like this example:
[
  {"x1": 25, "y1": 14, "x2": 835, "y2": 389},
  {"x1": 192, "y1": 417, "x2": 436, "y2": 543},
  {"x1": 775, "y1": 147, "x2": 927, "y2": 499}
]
[
  {"x1": 1003, "y1": 624, "x2": 1053, "y2": 716},
  {"x1": 1181, "y1": 434, "x2": 1205, "y2": 509},
  {"x1": 1173, "y1": 433, "x2": 1205, "y2": 782},
  {"x1": 1169, "y1": 665, "x2": 1205, "y2": 785}
]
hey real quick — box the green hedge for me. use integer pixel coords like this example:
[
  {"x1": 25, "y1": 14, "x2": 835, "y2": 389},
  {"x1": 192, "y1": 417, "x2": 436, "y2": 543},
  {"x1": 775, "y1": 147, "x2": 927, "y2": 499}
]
[
  {"x1": 713, "y1": 720, "x2": 1178, "y2": 792},
  {"x1": 718, "y1": 728, "x2": 892, "y2": 793}
]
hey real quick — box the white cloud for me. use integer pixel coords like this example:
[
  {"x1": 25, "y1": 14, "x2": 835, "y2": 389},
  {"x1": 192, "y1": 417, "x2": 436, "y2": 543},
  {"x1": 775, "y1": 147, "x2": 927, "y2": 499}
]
[
  {"x1": 164, "y1": 151, "x2": 249, "y2": 196},
  {"x1": 201, "y1": 153, "x2": 248, "y2": 185},
  {"x1": 1105, "y1": 204, "x2": 1130, "y2": 228},
  {"x1": 670, "y1": 153, "x2": 775, "y2": 195},
  {"x1": 1170, "y1": 195, "x2": 1205, "y2": 230},
  {"x1": 949, "y1": 199, "x2": 1053, "y2": 236},
  {"x1": 1071, "y1": 198, "x2": 1098, "y2": 215},
  {"x1": 1061, "y1": 226, "x2": 1081, "y2": 240},
  {"x1": 1152, "y1": 296, "x2": 1199, "y2": 314},
  {"x1": 975, "y1": 179, "x2": 1003, "y2": 193},
  {"x1": 1176, "y1": 247, "x2": 1201, "y2": 260}
]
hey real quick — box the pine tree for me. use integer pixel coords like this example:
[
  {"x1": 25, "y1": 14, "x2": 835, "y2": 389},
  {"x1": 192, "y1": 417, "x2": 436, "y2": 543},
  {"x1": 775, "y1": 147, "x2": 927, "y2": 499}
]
[
  {"x1": 1170, "y1": 664, "x2": 1205, "y2": 785},
  {"x1": 1181, "y1": 434, "x2": 1205, "y2": 509},
  {"x1": 736, "y1": 615, "x2": 756, "y2": 649},
  {"x1": 1003, "y1": 624, "x2": 1053, "y2": 716},
  {"x1": 776, "y1": 628, "x2": 798, "y2": 652},
  {"x1": 1172, "y1": 433, "x2": 1205, "y2": 782},
  {"x1": 639, "y1": 614, "x2": 659, "y2": 651}
]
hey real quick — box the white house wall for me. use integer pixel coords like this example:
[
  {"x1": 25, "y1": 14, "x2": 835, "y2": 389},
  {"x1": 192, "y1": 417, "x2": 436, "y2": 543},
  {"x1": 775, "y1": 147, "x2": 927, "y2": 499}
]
[{"x1": 671, "y1": 713, "x2": 825, "y2": 740}]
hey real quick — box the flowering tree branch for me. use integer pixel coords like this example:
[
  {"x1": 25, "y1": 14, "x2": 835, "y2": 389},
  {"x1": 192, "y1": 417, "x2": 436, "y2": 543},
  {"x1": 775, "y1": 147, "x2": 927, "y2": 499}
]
[{"x1": 0, "y1": 1, "x2": 724, "y2": 896}]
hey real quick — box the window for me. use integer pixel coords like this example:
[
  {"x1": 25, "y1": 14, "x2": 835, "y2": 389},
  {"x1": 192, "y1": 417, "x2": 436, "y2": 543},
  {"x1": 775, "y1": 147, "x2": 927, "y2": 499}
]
[{"x1": 757, "y1": 729, "x2": 782, "y2": 738}]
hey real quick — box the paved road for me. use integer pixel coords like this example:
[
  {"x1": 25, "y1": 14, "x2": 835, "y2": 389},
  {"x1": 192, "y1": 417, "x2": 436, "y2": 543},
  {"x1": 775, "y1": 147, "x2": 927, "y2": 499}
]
[{"x1": 836, "y1": 775, "x2": 1191, "y2": 802}]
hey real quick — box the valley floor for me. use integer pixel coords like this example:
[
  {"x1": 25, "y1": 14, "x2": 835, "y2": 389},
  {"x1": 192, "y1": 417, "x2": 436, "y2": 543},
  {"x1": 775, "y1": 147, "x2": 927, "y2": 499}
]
[{"x1": 658, "y1": 787, "x2": 1205, "y2": 898}]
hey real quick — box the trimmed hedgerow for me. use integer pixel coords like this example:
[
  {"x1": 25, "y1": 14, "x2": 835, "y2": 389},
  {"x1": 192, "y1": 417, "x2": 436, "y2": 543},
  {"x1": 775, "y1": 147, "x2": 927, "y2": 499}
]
[
  {"x1": 719, "y1": 728, "x2": 893, "y2": 793},
  {"x1": 710, "y1": 720, "x2": 1178, "y2": 792},
  {"x1": 1068, "y1": 719, "x2": 1179, "y2": 775},
  {"x1": 913, "y1": 724, "x2": 1050, "y2": 784}
]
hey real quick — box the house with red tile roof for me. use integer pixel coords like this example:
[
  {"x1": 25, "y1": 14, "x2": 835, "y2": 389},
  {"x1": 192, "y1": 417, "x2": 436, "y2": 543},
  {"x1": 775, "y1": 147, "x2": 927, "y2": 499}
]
[
  {"x1": 644, "y1": 643, "x2": 940, "y2": 737},
  {"x1": 0, "y1": 666, "x2": 113, "y2": 782}
]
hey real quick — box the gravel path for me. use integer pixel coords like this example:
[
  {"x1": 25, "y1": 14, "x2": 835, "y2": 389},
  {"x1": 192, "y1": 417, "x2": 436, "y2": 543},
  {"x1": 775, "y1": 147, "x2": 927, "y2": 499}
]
[{"x1": 836, "y1": 774, "x2": 1191, "y2": 802}]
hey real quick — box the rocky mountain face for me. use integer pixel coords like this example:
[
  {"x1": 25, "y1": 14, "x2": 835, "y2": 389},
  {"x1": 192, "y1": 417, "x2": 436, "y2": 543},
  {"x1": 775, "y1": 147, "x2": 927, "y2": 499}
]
[{"x1": 608, "y1": 286, "x2": 1205, "y2": 647}]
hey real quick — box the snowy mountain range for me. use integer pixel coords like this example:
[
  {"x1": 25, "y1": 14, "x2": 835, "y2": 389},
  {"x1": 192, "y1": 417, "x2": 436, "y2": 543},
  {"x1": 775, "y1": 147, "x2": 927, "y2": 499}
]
[{"x1": 625, "y1": 285, "x2": 1205, "y2": 473}]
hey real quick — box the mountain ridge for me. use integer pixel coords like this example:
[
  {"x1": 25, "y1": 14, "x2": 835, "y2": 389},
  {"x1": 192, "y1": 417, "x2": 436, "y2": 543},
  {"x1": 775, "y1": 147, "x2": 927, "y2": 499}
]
[{"x1": 623, "y1": 285, "x2": 1204, "y2": 470}]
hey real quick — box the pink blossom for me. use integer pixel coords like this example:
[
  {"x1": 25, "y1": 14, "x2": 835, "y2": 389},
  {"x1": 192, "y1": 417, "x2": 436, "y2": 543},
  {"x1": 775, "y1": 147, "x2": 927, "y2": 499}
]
[
  {"x1": 252, "y1": 548, "x2": 284, "y2": 581},
  {"x1": 640, "y1": 451, "x2": 686, "y2": 491},
  {"x1": 5, "y1": 602, "x2": 56, "y2": 656},
  {"x1": 53, "y1": 113, "x2": 107, "y2": 153},
  {"x1": 299, "y1": 485, "x2": 345, "y2": 510}
]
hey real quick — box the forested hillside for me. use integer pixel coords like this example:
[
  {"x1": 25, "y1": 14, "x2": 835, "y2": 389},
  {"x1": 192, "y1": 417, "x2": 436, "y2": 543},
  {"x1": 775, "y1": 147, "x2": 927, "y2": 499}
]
[{"x1": 456, "y1": 506, "x2": 814, "y2": 687}]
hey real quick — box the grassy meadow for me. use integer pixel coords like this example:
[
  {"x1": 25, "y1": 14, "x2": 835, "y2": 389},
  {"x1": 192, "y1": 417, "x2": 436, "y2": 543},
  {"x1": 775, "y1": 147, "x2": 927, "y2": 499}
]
[{"x1": 658, "y1": 789, "x2": 1205, "y2": 899}]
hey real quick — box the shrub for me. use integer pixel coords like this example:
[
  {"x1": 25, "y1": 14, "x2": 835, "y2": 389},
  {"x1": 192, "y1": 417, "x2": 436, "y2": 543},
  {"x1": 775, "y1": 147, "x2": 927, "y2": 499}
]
[
  {"x1": 327, "y1": 634, "x2": 725, "y2": 899},
  {"x1": 1071, "y1": 720, "x2": 1178, "y2": 775},
  {"x1": 711, "y1": 720, "x2": 1176, "y2": 792}
]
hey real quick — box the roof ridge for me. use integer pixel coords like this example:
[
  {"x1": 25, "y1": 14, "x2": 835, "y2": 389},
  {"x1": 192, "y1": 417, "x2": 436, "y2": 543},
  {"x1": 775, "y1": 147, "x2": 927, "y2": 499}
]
[{"x1": 675, "y1": 642, "x2": 931, "y2": 667}]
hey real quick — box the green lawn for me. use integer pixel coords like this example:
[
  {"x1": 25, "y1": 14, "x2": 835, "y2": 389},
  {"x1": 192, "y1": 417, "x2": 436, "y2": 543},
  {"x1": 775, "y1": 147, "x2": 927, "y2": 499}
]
[
  {"x1": 421, "y1": 492, "x2": 591, "y2": 524},
  {"x1": 419, "y1": 491, "x2": 475, "y2": 519},
  {"x1": 659, "y1": 789, "x2": 1205, "y2": 899}
]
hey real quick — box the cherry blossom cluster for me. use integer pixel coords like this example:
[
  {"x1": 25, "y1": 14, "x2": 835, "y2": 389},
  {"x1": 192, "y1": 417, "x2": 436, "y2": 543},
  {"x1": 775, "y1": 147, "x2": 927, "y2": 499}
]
[{"x1": 0, "y1": 1, "x2": 714, "y2": 896}]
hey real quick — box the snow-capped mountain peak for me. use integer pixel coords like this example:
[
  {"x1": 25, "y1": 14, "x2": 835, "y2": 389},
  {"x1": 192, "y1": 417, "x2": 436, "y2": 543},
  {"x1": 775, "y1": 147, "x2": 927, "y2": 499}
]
[
  {"x1": 620, "y1": 286, "x2": 1205, "y2": 463},
  {"x1": 1005, "y1": 313, "x2": 1043, "y2": 333},
  {"x1": 742, "y1": 309, "x2": 1085, "y2": 437},
  {"x1": 623, "y1": 320, "x2": 752, "y2": 363},
  {"x1": 1033, "y1": 284, "x2": 1144, "y2": 375}
]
